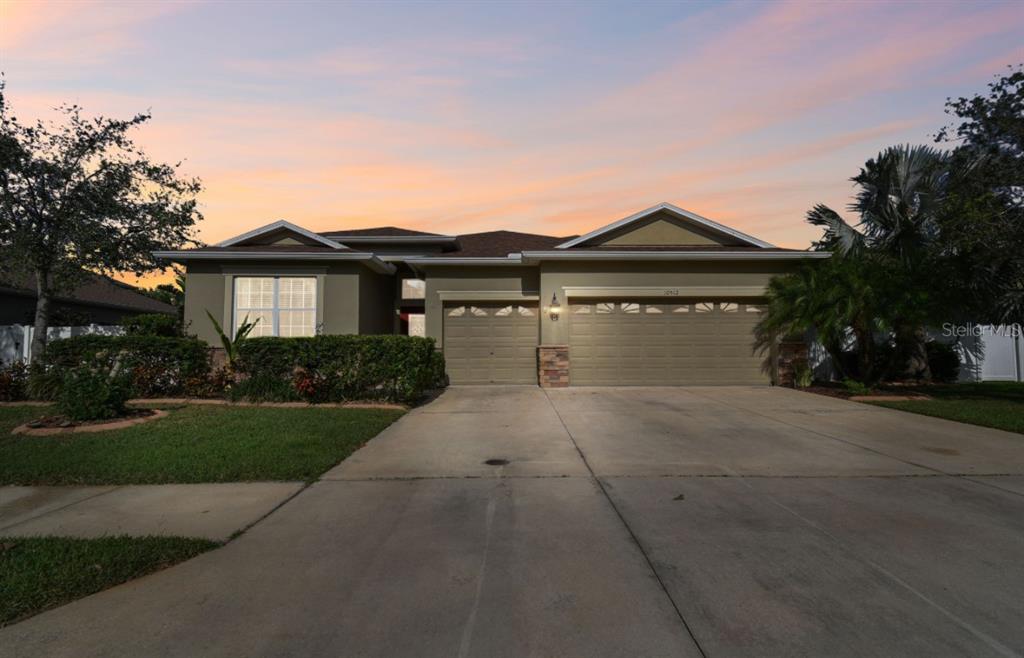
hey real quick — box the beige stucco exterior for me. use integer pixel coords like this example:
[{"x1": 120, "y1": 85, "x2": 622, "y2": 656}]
[
  {"x1": 183, "y1": 261, "x2": 380, "y2": 344},
  {"x1": 423, "y1": 266, "x2": 540, "y2": 341},
  {"x1": 600, "y1": 212, "x2": 735, "y2": 246},
  {"x1": 169, "y1": 203, "x2": 821, "y2": 386}
]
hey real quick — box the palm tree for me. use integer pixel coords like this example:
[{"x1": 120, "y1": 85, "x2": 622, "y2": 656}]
[
  {"x1": 755, "y1": 255, "x2": 891, "y2": 384},
  {"x1": 805, "y1": 144, "x2": 962, "y2": 380}
]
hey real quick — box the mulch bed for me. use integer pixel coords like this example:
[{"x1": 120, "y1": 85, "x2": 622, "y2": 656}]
[
  {"x1": 12, "y1": 409, "x2": 168, "y2": 436},
  {"x1": 801, "y1": 383, "x2": 931, "y2": 401}
]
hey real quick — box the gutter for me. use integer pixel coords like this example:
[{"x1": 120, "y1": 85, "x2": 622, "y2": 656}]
[
  {"x1": 403, "y1": 255, "x2": 528, "y2": 267},
  {"x1": 519, "y1": 250, "x2": 831, "y2": 263},
  {"x1": 152, "y1": 251, "x2": 397, "y2": 275}
]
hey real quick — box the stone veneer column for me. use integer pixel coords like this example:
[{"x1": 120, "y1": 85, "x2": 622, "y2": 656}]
[
  {"x1": 777, "y1": 340, "x2": 809, "y2": 387},
  {"x1": 538, "y1": 345, "x2": 569, "y2": 388}
]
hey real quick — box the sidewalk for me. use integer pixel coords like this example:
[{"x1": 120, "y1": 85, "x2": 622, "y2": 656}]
[{"x1": 0, "y1": 482, "x2": 304, "y2": 541}]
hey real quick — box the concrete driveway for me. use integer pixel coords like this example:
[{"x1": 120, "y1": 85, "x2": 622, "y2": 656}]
[{"x1": 3, "y1": 386, "x2": 1024, "y2": 657}]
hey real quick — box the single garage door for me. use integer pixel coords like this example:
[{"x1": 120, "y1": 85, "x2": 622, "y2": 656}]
[
  {"x1": 569, "y1": 300, "x2": 767, "y2": 385},
  {"x1": 443, "y1": 302, "x2": 539, "y2": 384}
]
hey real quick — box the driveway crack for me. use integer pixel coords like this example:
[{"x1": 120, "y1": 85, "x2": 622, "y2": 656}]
[{"x1": 542, "y1": 390, "x2": 709, "y2": 658}]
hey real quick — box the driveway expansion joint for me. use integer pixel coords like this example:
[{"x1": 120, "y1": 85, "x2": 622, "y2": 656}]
[{"x1": 542, "y1": 389, "x2": 710, "y2": 658}]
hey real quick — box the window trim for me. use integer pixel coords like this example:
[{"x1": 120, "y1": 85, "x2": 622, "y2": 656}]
[{"x1": 233, "y1": 276, "x2": 318, "y2": 337}]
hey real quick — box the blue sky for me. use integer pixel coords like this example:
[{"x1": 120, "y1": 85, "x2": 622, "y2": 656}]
[{"x1": 2, "y1": 0, "x2": 1022, "y2": 283}]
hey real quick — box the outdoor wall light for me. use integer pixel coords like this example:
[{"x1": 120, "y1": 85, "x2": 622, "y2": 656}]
[{"x1": 548, "y1": 292, "x2": 562, "y2": 321}]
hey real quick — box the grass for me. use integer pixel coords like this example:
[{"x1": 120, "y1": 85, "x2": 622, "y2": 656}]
[
  {"x1": 869, "y1": 382, "x2": 1024, "y2": 434},
  {"x1": 0, "y1": 404, "x2": 404, "y2": 485},
  {"x1": 0, "y1": 535, "x2": 218, "y2": 626}
]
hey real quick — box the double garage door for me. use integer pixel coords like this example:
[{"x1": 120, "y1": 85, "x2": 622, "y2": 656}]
[
  {"x1": 442, "y1": 299, "x2": 767, "y2": 385},
  {"x1": 569, "y1": 300, "x2": 767, "y2": 385}
]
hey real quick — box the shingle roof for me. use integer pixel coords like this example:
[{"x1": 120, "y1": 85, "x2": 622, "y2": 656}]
[
  {"x1": 319, "y1": 226, "x2": 442, "y2": 237},
  {"x1": 0, "y1": 271, "x2": 176, "y2": 315},
  {"x1": 435, "y1": 230, "x2": 577, "y2": 258}
]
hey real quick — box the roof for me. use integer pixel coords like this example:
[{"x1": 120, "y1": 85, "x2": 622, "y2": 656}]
[
  {"x1": 0, "y1": 271, "x2": 176, "y2": 315},
  {"x1": 555, "y1": 202, "x2": 776, "y2": 249},
  {"x1": 216, "y1": 219, "x2": 344, "y2": 249},
  {"x1": 435, "y1": 230, "x2": 576, "y2": 258},
  {"x1": 320, "y1": 226, "x2": 443, "y2": 237}
]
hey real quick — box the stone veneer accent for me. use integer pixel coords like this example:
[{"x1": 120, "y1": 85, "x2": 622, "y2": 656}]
[
  {"x1": 538, "y1": 345, "x2": 570, "y2": 388},
  {"x1": 777, "y1": 340, "x2": 809, "y2": 387}
]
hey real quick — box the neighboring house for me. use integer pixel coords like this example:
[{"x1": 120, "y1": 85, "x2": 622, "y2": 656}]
[
  {"x1": 0, "y1": 271, "x2": 176, "y2": 326},
  {"x1": 155, "y1": 202, "x2": 828, "y2": 386}
]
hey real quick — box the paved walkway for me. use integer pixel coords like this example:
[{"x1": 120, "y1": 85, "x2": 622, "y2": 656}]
[
  {"x1": 2, "y1": 386, "x2": 1024, "y2": 657},
  {"x1": 0, "y1": 483, "x2": 304, "y2": 541}
]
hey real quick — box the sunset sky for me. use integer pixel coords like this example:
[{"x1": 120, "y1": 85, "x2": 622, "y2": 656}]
[{"x1": 1, "y1": 0, "x2": 1022, "y2": 287}]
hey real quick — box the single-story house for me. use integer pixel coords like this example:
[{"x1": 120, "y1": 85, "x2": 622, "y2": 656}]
[
  {"x1": 155, "y1": 202, "x2": 829, "y2": 386},
  {"x1": 0, "y1": 271, "x2": 177, "y2": 326}
]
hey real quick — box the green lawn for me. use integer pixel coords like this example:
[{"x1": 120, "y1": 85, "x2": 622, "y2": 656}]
[
  {"x1": 869, "y1": 382, "x2": 1024, "y2": 434},
  {"x1": 0, "y1": 535, "x2": 218, "y2": 626},
  {"x1": 0, "y1": 404, "x2": 404, "y2": 485}
]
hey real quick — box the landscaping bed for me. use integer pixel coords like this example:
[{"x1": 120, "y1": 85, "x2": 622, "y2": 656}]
[
  {"x1": 0, "y1": 535, "x2": 218, "y2": 626},
  {"x1": 0, "y1": 404, "x2": 404, "y2": 485},
  {"x1": 12, "y1": 408, "x2": 166, "y2": 435}
]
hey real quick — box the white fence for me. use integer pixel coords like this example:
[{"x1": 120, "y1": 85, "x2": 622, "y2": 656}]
[
  {"x1": 0, "y1": 324, "x2": 124, "y2": 365},
  {"x1": 806, "y1": 325, "x2": 1023, "y2": 383},
  {"x1": 950, "y1": 325, "x2": 1023, "y2": 382}
]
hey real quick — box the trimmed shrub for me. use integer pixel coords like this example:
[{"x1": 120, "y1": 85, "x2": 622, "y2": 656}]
[
  {"x1": 927, "y1": 341, "x2": 960, "y2": 383},
  {"x1": 0, "y1": 362, "x2": 29, "y2": 401},
  {"x1": 123, "y1": 313, "x2": 182, "y2": 337},
  {"x1": 58, "y1": 366, "x2": 131, "y2": 421},
  {"x1": 234, "y1": 335, "x2": 444, "y2": 403},
  {"x1": 33, "y1": 335, "x2": 211, "y2": 399}
]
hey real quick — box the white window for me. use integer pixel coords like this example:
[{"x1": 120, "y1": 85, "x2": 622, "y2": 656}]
[
  {"x1": 234, "y1": 277, "x2": 317, "y2": 337},
  {"x1": 402, "y1": 278, "x2": 425, "y2": 300},
  {"x1": 407, "y1": 313, "x2": 426, "y2": 337}
]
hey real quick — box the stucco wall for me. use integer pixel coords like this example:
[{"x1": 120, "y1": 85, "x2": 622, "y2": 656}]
[
  {"x1": 538, "y1": 260, "x2": 794, "y2": 344},
  {"x1": 183, "y1": 261, "x2": 228, "y2": 343},
  {"x1": 183, "y1": 261, "x2": 367, "y2": 343},
  {"x1": 423, "y1": 266, "x2": 540, "y2": 343}
]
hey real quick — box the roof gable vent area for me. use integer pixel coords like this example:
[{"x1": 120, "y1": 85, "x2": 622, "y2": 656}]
[
  {"x1": 556, "y1": 202, "x2": 775, "y2": 249},
  {"x1": 216, "y1": 220, "x2": 345, "y2": 249}
]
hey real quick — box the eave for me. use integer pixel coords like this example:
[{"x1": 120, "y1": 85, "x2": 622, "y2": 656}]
[{"x1": 152, "y1": 250, "x2": 397, "y2": 274}]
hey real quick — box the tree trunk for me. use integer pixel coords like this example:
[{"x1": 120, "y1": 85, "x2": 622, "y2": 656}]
[
  {"x1": 898, "y1": 324, "x2": 932, "y2": 381},
  {"x1": 31, "y1": 269, "x2": 51, "y2": 362},
  {"x1": 852, "y1": 324, "x2": 876, "y2": 384}
]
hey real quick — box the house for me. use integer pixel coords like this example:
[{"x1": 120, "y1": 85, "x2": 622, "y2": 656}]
[
  {"x1": 0, "y1": 270, "x2": 176, "y2": 326},
  {"x1": 155, "y1": 202, "x2": 829, "y2": 386}
]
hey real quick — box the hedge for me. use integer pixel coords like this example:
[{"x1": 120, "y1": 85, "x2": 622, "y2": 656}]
[
  {"x1": 32, "y1": 335, "x2": 211, "y2": 399},
  {"x1": 233, "y1": 335, "x2": 445, "y2": 404}
]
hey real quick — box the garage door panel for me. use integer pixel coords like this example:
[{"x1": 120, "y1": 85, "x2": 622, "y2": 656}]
[
  {"x1": 443, "y1": 302, "x2": 538, "y2": 385},
  {"x1": 569, "y1": 300, "x2": 767, "y2": 386}
]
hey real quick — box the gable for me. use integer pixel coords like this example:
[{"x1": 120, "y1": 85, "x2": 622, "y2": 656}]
[
  {"x1": 216, "y1": 220, "x2": 345, "y2": 250},
  {"x1": 591, "y1": 210, "x2": 743, "y2": 247},
  {"x1": 241, "y1": 227, "x2": 327, "y2": 247}
]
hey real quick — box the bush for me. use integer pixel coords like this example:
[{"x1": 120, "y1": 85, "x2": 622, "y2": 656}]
[
  {"x1": 33, "y1": 335, "x2": 211, "y2": 399},
  {"x1": 927, "y1": 342, "x2": 960, "y2": 383},
  {"x1": 0, "y1": 362, "x2": 29, "y2": 401},
  {"x1": 233, "y1": 335, "x2": 444, "y2": 404},
  {"x1": 123, "y1": 313, "x2": 181, "y2": 337},
  {"x1": 843, "y1": 378, "x2": 873, "y2": 396},
  {"x1": 58, "y1": 366, "x2": 131, "y2": 421},
  {"x1": 792, "y1": 359, "x2": 813, "y2": 388}
]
